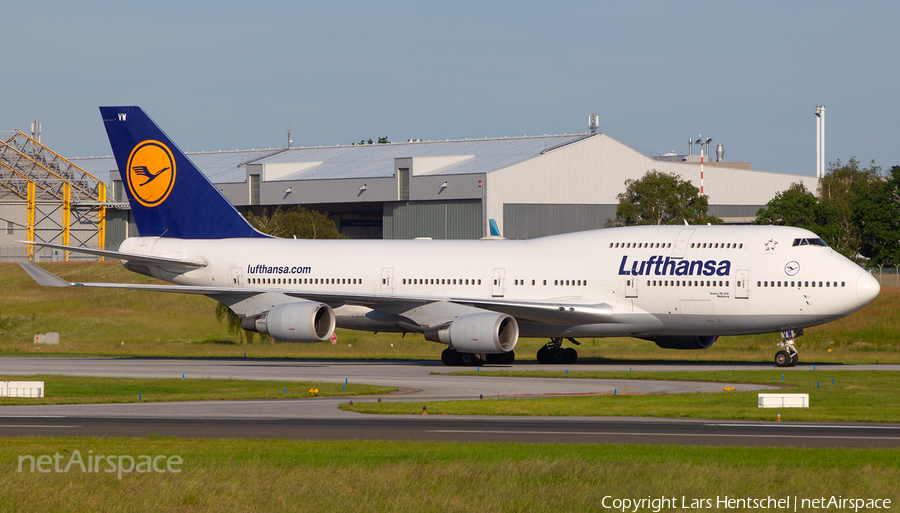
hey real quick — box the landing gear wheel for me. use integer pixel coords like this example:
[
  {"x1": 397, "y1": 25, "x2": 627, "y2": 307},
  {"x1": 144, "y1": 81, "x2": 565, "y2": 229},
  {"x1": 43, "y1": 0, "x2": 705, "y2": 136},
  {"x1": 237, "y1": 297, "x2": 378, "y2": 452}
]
[
  {"x1": 775, "y1": 350, "x2": 791, "y2": 367},
  {"x1": 536, "y1": 347, "x2": 549, "y2": 364},
  {"x1": 775, "y1": 330, "x2": 802, "y2": 369},
  {"x1": 441, "y1": 348, "x2": 459, "y2": 366},
  {"x1": 537, "y1": 338, "x2": 581, "y2": 364},
  {"x1": 550, "y1": 348, "x2": 566, "y2": 365},
  {"x1": 459, "y1": 352, "x2": 476, "y2": 366}
]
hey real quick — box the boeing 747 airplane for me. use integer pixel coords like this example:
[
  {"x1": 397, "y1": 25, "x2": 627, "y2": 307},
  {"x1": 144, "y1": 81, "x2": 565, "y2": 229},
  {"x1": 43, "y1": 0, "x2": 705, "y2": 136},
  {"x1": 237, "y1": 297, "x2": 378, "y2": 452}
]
[{"x1": 19, "y1": 107, "x2": 881, "y2": 367}]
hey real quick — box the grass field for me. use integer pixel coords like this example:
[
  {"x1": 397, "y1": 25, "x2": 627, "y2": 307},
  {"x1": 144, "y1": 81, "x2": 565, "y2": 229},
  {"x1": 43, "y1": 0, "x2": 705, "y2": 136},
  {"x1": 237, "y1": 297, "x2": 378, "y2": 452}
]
[
  {"x1": 0, "y1": 375, "x2": 395, "y2": 405},
  {"x1": 343, "y1": 370, "x2": 900, "y2": 422},
  {"x1": 3, "y1": 437, "x2": 898, "y2": 512},
  {"x1": 1, "y1": 262, "x2": 898, "y2": 364}
]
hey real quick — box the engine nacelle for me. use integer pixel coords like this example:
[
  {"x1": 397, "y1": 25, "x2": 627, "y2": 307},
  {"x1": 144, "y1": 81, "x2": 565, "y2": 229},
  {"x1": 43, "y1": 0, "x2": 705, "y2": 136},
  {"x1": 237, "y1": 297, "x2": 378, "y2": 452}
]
[
  {"x1": 650, "y1": 335, "x2": 718, "y2": 350},
  {"x1": 423, "y1": 313, "x2": 519, "y2": 354},
  {"x1": 244, "y1": 301, "x2": 336, "y2": 343}
]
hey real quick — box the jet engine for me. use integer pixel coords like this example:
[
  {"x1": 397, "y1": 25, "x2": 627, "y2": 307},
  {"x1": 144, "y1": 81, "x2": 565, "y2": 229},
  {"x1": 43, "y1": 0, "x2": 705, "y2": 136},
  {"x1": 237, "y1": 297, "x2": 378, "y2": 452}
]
[
  {"x1": 423, "y1": 313, "x2": 519, "y2": 354},
  {"x1": 243, "y1": 301, "x2": 336, "y2": 343},
  {"x1": 650, "y1": 335, "x2": 718, "y2": 350}
]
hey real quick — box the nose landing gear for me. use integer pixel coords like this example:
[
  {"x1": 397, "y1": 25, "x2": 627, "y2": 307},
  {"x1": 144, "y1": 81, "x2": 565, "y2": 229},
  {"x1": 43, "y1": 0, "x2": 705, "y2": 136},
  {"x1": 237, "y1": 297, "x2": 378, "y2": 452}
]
[
  {"x1": 536, "y1": 337, "x2": 579, "y2": 365},
  {"x1": 775, "y1": 330, "x2": 801, "y2": 367}
]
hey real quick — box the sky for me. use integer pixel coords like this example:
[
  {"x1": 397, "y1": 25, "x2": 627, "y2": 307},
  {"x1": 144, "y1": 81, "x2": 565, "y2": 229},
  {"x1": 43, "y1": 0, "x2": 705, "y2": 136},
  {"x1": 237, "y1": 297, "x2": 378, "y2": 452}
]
[{"x1": 2, "y1": 1, "x2": 898, "y2": 177}]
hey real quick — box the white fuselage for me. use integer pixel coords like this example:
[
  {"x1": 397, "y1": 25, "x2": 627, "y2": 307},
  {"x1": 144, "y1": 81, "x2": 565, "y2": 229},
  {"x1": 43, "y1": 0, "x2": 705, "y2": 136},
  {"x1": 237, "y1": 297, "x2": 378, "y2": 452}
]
[{"x1": 119, "y1": 224, "x2": 880, "y2": 339}]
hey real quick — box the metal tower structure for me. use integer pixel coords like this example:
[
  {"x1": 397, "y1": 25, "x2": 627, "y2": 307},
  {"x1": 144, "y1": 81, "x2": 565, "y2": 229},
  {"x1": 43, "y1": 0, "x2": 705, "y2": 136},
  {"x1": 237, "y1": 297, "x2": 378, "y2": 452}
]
[{"x1": 0, "y1": 128, "x2": 106, "y2": 261}]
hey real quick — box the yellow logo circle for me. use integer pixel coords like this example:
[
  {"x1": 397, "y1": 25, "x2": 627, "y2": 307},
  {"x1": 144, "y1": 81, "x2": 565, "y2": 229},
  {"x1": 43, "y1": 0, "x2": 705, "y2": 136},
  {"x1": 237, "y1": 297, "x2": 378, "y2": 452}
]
[{"x1": 125, "y1": 140, "x2": 177, "y2": 207}]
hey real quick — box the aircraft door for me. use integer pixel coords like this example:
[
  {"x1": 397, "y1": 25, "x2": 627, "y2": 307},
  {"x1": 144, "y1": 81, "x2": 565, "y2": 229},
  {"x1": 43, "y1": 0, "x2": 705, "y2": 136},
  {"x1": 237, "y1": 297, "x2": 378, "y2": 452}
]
[
  {"x1": 492, "y1": 268, "x2": 506, "y2": 297},
  {"x1": 381, "y1": 267, "x2": 394, "y2": 294},
  {"x1": 625, "y1": 276, "x2": 638, "y2": 298},
  {"x1": 735, "y1": 269, "x2": 749, "y2": 299},
  {"x1": 671, "y1": 229, "x2": 695, "y2": 259},
  {"x1": 231, "y1": 267, "x2": 242, "y2": 287}
]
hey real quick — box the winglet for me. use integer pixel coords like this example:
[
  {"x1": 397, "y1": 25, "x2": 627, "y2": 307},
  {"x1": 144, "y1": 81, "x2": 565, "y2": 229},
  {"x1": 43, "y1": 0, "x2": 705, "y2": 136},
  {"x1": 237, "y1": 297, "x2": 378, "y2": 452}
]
[{"x1": 19, "y1": 263, "x2": 74, "y2": 288}]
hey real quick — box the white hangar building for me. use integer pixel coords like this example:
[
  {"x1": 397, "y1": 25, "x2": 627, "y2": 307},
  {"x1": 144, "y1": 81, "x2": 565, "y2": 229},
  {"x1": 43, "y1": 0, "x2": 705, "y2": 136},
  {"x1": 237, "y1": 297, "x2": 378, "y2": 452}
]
[{"x1": 68, "y1": 126, "x2": 817, "y2": 248}]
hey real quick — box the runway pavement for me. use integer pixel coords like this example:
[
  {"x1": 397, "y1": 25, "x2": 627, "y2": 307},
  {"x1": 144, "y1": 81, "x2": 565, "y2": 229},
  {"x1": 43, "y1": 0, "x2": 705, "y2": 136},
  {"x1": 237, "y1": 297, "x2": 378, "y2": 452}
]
[{"x1": 0, "y1": 357, "x2": 898, "y2": 447}]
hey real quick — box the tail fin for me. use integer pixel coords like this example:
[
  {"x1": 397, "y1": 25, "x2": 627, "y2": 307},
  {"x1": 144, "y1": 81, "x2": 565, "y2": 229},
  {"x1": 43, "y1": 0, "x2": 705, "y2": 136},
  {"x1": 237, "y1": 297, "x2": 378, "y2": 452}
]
[
  {"x1": 489, "y1": 219, "x2": 501, "y2": 237},
  {"x1": 100, "y1": 106, "x2": 267, "y2": 239}
]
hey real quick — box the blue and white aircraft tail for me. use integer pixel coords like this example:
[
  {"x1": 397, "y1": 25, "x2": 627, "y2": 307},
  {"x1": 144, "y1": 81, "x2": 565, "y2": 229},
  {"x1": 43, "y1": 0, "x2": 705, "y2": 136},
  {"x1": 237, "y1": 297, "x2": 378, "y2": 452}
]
[
  {"x1": 100, "y1": 106, "x2": 266, "y2": 239},
  {"x1": 18, "y1": 106, "x2": 882, "y2": 368}
]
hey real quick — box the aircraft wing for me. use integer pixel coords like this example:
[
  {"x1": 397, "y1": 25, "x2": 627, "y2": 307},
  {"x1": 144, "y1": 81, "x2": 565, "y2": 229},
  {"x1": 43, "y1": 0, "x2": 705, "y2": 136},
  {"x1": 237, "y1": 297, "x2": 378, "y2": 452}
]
[
  {"x1": 19, "y1": 242, "x2": 207, "y2": 269},
  {"x1": 19, "y1": 263, "x2": 614, "y2": 326}
]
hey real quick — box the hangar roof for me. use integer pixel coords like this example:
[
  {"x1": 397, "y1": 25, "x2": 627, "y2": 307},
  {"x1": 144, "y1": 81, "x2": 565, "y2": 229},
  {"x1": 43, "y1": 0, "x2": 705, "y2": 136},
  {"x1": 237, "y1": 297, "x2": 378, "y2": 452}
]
[{"x1": 71, "y1": 134, "x2": 589, "y2": 185}]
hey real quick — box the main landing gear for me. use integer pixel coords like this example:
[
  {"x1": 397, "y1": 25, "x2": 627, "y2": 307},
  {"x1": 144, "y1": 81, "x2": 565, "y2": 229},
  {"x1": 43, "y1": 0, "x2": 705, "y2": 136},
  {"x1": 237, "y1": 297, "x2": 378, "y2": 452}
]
[
  {"x1": 441, "y1": 348, "x2": 515, "y2": 366},
  {"x1": 775, "y1": 329, "x2": 801, "y2": 367},
  {"x1": 536, "y1": 337, "x2": 579, "y2": 365}
]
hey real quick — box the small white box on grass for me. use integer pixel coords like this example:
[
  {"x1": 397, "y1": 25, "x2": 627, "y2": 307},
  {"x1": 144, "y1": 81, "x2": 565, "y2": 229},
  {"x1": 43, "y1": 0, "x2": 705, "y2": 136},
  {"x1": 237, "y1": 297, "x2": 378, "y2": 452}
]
[
  {"x1": 0, "y1": 381, "x2": 45, "y2": 398},
  {"x1": 758, "y1": 393, "x2": 809, "y2": 408}
]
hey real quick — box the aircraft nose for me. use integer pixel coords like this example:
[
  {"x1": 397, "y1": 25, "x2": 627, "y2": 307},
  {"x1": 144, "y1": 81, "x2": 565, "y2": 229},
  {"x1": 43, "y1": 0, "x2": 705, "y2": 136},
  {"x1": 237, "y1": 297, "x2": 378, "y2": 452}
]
[{"x1": 856, "y1": 271, "x2": 881, "y2": 306}]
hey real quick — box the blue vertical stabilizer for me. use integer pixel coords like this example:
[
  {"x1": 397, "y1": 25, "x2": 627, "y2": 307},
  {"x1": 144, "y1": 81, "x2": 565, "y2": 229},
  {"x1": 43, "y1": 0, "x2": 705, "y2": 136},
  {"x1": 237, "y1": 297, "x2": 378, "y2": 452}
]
[
  {"x1": 100, "y1": 106, "x2": 268, "y2": 239},
  {"x1": 489, "y1": 219, "x2": 501, "y2": 237}
]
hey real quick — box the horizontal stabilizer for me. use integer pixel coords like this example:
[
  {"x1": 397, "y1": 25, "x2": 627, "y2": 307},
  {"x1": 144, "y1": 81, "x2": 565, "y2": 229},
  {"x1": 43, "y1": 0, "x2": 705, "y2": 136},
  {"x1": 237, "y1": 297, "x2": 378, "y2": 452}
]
[
  {"x1": 19, "y1": 263, "x2": 74, "y2": 287},
  {"x1": 20, "y1": 241, "x2": 207, "y2": 268}
]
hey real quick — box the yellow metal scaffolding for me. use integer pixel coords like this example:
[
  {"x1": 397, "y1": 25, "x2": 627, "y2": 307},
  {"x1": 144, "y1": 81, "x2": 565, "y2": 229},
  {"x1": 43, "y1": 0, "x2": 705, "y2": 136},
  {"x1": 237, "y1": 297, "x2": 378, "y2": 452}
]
[{"x1": 0, "y1": 129, "x2": 108, "y2": 262}]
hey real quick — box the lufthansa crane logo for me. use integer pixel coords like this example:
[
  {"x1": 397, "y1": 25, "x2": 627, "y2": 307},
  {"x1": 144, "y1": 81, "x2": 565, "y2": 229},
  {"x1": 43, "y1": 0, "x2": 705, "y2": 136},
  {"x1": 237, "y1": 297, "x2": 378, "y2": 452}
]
[
  {"x1": 784, "y1": 261, "x2": 800, "y2": 276},
  {"x1": 125, "y1": 140, "x2": 176, "y2": 207}
]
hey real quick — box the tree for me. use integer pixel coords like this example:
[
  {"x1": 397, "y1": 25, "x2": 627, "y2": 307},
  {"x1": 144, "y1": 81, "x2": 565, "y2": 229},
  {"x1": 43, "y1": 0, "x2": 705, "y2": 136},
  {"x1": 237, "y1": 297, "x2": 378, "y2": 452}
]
[
  {"x1": 215, "y1": 302, "x2": 256, "y2": 344},
  {"x1": 754, "y1": 158, "x2": 887, "y2": 263},
  {"x1": 245, "y1": 206, "x2": 346, "y2": 240},
  {"x1": 857, "y1": 165, "x2": 900, "y2": 265},
  {"x1": 817, "y1": 158, "x2": 883, "y2": 259},
  {"x1": 753, "y1": 182, "x2": 824, "y2": 233},
  {"x1": 607, "y1": 170, "x2": 721, "y2": 227}
]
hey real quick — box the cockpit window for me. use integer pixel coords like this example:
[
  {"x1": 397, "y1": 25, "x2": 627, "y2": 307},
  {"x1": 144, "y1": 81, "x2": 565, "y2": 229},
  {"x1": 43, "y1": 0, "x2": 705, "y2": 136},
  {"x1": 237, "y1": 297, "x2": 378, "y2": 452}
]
[{"x1": 792, "y1": 238, "x2": 829, "y2": 247}]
